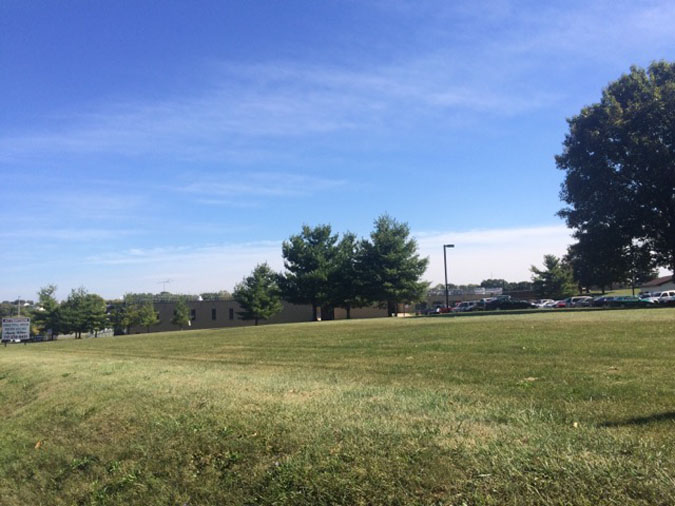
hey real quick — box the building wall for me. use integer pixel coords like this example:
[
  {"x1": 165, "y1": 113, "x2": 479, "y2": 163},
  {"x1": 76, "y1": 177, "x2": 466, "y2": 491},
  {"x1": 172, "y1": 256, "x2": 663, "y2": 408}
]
[
  {"x1": 129, "y1": 300, "x2": 316, "y2": 334},
  {"x1": 640, "y1": 281, "x2": 675, "y2": 292},
  {"x1": 332, "y1": 306, "x2": 389, "y2": 319},
  {"x1": 128, "y1": 300, "x2": 397, "y2": 333}
]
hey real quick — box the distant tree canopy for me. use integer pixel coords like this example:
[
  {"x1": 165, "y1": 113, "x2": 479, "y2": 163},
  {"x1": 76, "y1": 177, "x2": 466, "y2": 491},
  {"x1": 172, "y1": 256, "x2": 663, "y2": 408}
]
[
  {"x1": 109, "y1": 301, "x2": 135, "y2": 335},
  {"x1": 328, "y1": 232, "x2": 366, "y2": 319},
  {"x1": 480, "y1": 279, "x2": 508, "y2": 289},
  {"x1": 358, "y1": 215, "x2": 429, "y2": 315},
  {"x1": 278, "y1": 215, "x2": 429, "y2": 319},
  {"x1": 171, "y1": 297, "x2": 191, "y2": 330},
  {"x1": 233, "y1": 263, "x2": 282, "y2": 325},
  {"x1": 530, "y1": 255, "x2": 576, "y2": 299},
  {"x1": 479, "y1": 279, "x2": 533, "y2": 291},
  {"x1": 59, "y1": 288, "x2": 107, "y2": 338},
  {"x1": 106, "y1": 299, "x2": 163, "y2": 335},
  {"x1": 21, "y1": 216, "x2": 431, "y2": 332},
  {"x1": 33, "y1": 285, "x2": 62, "y2": 336},
  {"x1": 137, "y1": 303, "x2": 160, "y2": 333},
  {"x1": 199, "y1": 291, "x2": 231, "y2": 301},
  {"x1": 278, "y1": 224, "x2": 339, "y2": 321},
  {"x1": 557, "y1": 61, "x2": 675, "y2": 275},
  {"x1": 124, "y1": 292, "x2": 207, "y2": 303}
]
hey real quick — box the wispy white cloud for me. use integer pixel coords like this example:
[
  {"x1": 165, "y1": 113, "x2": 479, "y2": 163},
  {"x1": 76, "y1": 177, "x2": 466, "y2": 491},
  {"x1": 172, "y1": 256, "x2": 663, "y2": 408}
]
[
  {"x1": 0, "y1": 52, "x2": 561, "y2": 164},
  {"x1": 86, "y1": 241, "x2": 282, "y2": 267},
  {"x1": 72, "y1": 224, "x2": 574, "y2": 296},
  {"x1": 180, "y1": 172, "x2": 347, "y2": 200},
  {"x1": 1, "y1": 1, "x2": 673, "y2": 167},
  {"x1": 477, "y1": 0, "x2": 675, "y2": 67},
  {"x1": 0, "y1": 228, "x2": 139, "y2": 241},
  {"x1": 416, "y1": 224, "x2": 574, "y2": 284},
  {"x1": 4, "y1": 222, "x2": 668, "y2": 301},
  {"x1": 192, "y1": 198, "x2": 262, "y2": 208},
  {"x1": 81, "y1": 241, "x2": 285, "y2": 296}
]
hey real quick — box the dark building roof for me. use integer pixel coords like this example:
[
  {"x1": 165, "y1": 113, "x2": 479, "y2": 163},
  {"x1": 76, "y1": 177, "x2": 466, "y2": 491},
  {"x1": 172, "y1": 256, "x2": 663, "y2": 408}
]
[{"x1": 641, "y1": 274, "x2": 674, "y2": 287}]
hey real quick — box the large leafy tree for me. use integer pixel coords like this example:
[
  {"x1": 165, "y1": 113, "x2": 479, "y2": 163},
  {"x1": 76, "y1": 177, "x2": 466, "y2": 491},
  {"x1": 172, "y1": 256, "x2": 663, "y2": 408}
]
[
  {"x1": 137, "y1": 303, "x2": 159, "y2": 333},
  {"x1": 565, "y1": 227, "x2": 630, "y2": 294},
  {"x1": 556, "y1": 61, "x2": 675, "y2": 272},
  {"x1": 171, "y1": 297, "x2": 191, "y2": 330},
  {"x1": 109, "y1": 302, "x2": 134, "y2": 335},
  {"x1": 33, "y1": 285, "x2": 63, "y2": 338},
  {"x1": 60, "y1": 288, "x2": 108, "y2": 338},
  {"x1": 328, "y1": 232, "x2": 366, "y2": 319},
  {"x1": 530, "y1": 255, "x2": 576, "y2": 299},
  {"x1": 84, "y1": 294, "x2": 109, "y2": 337},
  {"x1": 360, "y1": 214, "x2": 429, "y2": 315},
  {"x1": 233, "y1": 263, "x2": 283, "y2": 326},
  {"x1": 279, "y1": 225, "x2": 339, "y2": 321}
]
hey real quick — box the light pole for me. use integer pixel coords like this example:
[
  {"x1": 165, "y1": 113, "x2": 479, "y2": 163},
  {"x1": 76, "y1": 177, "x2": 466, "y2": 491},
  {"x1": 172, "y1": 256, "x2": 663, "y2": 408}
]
[{"x1": 443, "y1": 244, "x2": 455, "y2": 308}]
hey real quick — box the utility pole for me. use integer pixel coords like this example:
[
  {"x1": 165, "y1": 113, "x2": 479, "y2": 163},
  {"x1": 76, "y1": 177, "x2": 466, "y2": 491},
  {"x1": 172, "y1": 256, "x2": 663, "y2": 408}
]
[{"x1": 443, "y1": 244, "x2": 455, "y2": 308}]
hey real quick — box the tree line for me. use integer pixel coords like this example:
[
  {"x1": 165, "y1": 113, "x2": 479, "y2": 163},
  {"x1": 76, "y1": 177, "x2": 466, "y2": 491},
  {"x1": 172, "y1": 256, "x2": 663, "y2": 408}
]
[
  {"x1": 9, "y1": 214, "x2": 428, "y2": 335},
  {"x1": 25, "y1": 287, "x2": 161, "y2": 338},
  {"x1": 233, "y1": 214, "x2": 429, "y2": 324}
]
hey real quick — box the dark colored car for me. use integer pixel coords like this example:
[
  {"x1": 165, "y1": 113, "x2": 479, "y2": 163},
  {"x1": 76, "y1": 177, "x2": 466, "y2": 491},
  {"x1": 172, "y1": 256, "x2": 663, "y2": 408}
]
[
  {"x1": 592, "y1": 296, "x2": 613, "y2": 307},
  {"x1": 608, "y1": 296, "x2": 649, "y2": 308},
  {"x1": 485, "y1": 297, "x2": 534, "y2": 310}
]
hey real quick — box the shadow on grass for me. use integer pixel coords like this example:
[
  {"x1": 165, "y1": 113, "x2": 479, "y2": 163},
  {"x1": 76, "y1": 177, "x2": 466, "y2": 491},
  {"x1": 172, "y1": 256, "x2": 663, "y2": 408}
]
[{"x1": 600, "y1": 411, "x2": 675, "y2": 428}]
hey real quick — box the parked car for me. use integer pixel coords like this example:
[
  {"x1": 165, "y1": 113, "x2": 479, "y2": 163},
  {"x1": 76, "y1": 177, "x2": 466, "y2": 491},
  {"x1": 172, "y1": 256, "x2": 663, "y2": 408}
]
[
  {"x1": 592, "y1": 296, "x2": 614, "y2": 307},
  {"x1": 453, "y1": 301, "x2": 482, "y2": 312},
  {"x1": 533, "y1": 299, "x2": 554, "y2": 308},
  {"x1": 640, "y1": 292, "x2": 663, "y2": 304},
  {"x1": 571, "y1": 296, "x2": 594, "y2": 307},
  {"x1": 553, "y1": 300, "x2": 567, "y2": 308},
  {"x1": 559, "y1": 296, "x2": 593, "y2": 307},
  {"x1": 657, "y1": 291, "x2": 675, "y2": 304},
  {"x1": 485, "y1": 298, "x2": 534, "y2": 310},
  {"x1": 418, "y1": 306, "x2": 444, "y2": 315},
  {"x1": 608, "y1": 296, "x2": 649, "y2": 308}
]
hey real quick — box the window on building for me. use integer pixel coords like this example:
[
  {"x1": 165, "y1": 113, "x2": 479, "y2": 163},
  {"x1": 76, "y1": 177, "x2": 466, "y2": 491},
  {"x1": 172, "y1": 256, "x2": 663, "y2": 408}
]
[
  {"x1": 229, "y1": 308, "x2": 234, "y2": 320},
  {"x1": 211, "y1": 308, "x2": 216, "y2": 320},
  {"x1": 190, "y1": 309, "x2": 196, "y2": 321}
]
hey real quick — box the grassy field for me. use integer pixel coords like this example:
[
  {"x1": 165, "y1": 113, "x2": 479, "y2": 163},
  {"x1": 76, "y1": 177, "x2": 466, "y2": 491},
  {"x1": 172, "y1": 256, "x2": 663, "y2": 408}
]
[{"x1": 1, "y1": 310, "x2": 674, "y2": 505}]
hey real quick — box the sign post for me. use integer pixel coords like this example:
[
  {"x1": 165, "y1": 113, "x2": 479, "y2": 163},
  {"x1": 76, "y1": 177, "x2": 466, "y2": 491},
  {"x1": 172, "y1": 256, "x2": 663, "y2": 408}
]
[{"x1": 2, "y1": 317, "x2": 31, "y2": 343}]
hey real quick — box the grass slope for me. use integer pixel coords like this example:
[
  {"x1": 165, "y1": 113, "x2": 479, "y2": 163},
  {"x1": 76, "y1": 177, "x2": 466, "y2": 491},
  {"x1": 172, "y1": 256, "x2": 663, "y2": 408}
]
[{"x1": 1, "y1": 310, "x2": 674, "y2": 505}]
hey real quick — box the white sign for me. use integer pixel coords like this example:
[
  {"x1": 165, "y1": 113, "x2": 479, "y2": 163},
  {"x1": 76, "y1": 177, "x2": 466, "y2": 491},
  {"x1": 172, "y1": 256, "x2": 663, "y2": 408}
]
[{"x1": 2, "y1": 317, "x2": 30, "y2": 341}]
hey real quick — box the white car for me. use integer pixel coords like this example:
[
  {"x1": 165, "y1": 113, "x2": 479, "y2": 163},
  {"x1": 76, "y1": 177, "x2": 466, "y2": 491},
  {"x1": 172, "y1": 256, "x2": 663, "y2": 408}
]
[
  {"x1": 641, "y1": 292, "x2": 663, "y2": 304},
  {"x1": 569, "y1": 296, "x2": 594, "y2": 307},
  {"x1": 454, "y1": 301, "x2": 481, "y2": 312},
  {"x1": 533, "y1": 299, "x2": 554, "y2": 308},
  {"x1": 658, "y1": 290, "x2": 675, "y2": 303}
]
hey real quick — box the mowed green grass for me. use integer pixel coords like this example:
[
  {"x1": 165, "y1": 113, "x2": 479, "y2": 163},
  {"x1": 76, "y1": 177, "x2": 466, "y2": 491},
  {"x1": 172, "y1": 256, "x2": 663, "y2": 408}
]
[{"x1": 1, "y1": 310, "x2": 674, "y2": 505}]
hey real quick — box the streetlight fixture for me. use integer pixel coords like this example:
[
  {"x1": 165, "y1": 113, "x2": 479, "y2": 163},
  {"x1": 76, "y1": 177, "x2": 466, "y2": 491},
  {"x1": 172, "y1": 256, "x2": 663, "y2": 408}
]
[{"x1": 443, "y1": 244, "x2": 455, "y2": 308}]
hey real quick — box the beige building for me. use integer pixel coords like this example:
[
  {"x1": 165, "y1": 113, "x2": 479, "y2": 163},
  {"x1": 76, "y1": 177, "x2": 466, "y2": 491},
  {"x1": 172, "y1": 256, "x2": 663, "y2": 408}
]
[{"x1": 129, "y1": 300, "x2": 390, "y2": 334}]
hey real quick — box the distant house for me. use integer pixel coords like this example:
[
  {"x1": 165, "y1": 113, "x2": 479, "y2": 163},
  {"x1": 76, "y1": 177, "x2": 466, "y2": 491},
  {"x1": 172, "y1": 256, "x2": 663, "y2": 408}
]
[{"x1": 639, "y1": 274, "x2": 675, "y2": 293}]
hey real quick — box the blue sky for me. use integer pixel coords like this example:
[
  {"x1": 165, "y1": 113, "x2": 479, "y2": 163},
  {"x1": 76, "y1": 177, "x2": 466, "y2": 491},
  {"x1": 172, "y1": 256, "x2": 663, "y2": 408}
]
[{"x1": 2, "y1": 0, "x2": 674, "y2": 301}]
